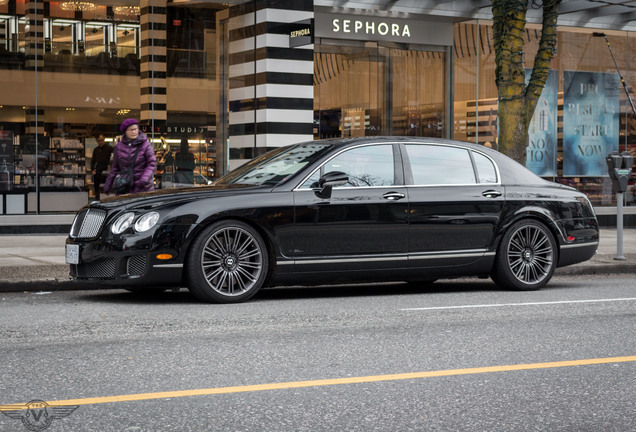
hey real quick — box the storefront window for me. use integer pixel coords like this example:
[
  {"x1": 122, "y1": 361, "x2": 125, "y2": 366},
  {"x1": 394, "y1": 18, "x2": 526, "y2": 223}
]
[
  {"x1": 0, "y1": 2, "x2": 221, "y2": 213},
  {"x1": 456, "y1": 21, "x2": 635, "y2": 208},
  {"x1": 314, "y1": 42, "x2": 447, "y2": 139}
]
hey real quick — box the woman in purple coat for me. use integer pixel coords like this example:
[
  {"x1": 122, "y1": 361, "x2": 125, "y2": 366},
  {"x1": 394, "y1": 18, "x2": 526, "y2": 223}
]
[{"x1": 104, "y1": 118, "x2": 157, "y2": 195}]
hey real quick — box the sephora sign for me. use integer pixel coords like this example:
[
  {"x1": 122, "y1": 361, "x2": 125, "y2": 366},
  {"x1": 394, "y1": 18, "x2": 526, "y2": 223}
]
[{"x1": 314, "y1": 11, "x2": 453, "y2": 46}]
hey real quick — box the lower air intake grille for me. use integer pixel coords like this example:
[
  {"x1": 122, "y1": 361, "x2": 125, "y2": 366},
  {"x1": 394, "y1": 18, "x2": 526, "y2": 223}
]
[
  {"x1": 127, "y1": 256, "x2": 147, "y2": 276},
  {"x1": 71, "y1": 259, "x2": 116, "y2": 278}
]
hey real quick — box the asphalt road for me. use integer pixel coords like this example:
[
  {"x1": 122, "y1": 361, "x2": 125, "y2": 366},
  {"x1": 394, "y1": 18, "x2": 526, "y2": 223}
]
[{"x1": 1, "y1": 275, "x2": 635, "y2": 432}]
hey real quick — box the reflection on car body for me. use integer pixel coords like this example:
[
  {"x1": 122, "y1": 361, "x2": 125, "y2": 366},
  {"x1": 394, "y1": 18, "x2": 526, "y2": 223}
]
[
  {"x1": 66, "y1": 137, "x2": 599, "y2": 303},
  {"x1": 156, "y1": 172, "x2": 213, "y2": 189}
]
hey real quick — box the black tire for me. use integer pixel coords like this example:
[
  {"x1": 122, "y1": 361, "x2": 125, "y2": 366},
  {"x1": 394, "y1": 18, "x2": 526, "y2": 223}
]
[
  {"x1": 491, "y1": 219, "x2": 557, "y2": 291},
  {"x1": 187, "y1": 220, "x2": 268, "y2": 303}
]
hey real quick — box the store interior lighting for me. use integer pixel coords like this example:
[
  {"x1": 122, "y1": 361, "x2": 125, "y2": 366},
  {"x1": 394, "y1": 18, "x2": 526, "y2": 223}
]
[
  {"x1": 113, "y1": 6, "x2": 140, "y2": 16},
  {"x1": 60, "y1": 1, "x2": 97, "y2": 12}
]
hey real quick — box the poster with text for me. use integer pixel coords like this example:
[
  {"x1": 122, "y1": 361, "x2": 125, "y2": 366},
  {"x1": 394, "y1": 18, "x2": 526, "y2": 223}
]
[
  {"x1": 563, "y1": 71, "x2": 619, "y2": 176},
  {"x1": 525, "y1": 68, "x2": 558, "y2": 176}
]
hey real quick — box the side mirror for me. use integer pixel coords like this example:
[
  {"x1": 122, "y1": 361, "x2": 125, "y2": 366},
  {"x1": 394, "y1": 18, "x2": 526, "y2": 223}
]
[{"x1": 315, "y1": 171, "x2": 348, "y2": 199}]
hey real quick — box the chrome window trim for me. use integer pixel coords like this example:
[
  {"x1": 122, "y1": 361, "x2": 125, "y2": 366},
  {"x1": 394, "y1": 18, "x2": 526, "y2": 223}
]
[
  {"x1": 404, "y1": 182, "x2": 500, "y2": 189},
  {"x1": 402, "y1": 143, "x2": 502, "y2": 187},
  {"x1": 469, "y1": 150, "x2": 502, "y2": 185},
  {"x1": 293, "y1": 141, "x2": 503, "y2": 191},
  {"x1": 293, "y1": 142, "x2": 399, "y2": 191}
]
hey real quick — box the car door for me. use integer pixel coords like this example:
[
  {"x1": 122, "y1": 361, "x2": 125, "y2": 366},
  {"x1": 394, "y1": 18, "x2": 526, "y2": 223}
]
[
  {"x1": 403, "y1": 143, "x2": 505, "y2": 268},
  {"x1": 292, "y1": 143, "x2": 409, "y2": 272}
]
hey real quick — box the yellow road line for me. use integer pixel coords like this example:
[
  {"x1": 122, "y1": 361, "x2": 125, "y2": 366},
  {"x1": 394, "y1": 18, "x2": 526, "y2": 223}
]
[{"x1": 2, "y1": 355, "x2": 635, "y2": 410}]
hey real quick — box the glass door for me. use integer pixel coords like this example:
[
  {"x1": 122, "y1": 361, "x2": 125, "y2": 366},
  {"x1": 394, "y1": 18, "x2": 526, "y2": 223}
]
[
  {"x1": 383, "y1": 45, "x2": 446, "y2": 137},
  {"x1": 314, "y1": 42, "x2": 447, "y2": 139},
  {"x1": 314, "y1": 42, "x2": 383, "y2": 138}
]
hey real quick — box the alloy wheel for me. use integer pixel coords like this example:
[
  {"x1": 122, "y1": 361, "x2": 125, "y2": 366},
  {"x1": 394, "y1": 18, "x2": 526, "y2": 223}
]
[
  {"x1": 506, "y1": 224, "x2": 554, "y2": 285},
  {"x1": 200, "y1": 226, "x2": 264, "y2": 296}
]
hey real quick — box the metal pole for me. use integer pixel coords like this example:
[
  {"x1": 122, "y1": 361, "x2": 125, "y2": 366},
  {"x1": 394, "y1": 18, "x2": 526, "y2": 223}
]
[
  {"x1": 594, "y1": 32, "x2": 630, "y2": 261},
  {"x1": 594, "y1": 33, "x2": 636, "y2": 118},
  {"x1": 34, "y1": 0, "x2": 40, "y2": 214},
  {"x1": 615, "y1": 192, "x2": 626, "y2": 261}
]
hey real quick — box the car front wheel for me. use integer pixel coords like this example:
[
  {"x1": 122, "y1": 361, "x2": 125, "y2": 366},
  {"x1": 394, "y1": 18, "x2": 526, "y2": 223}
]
[
  {"x1": 187, "y1": 220, "x2": 268, "y2": 303},
  {"x1": 491, "y1": 219, "x2": 557, "y2": 291}
]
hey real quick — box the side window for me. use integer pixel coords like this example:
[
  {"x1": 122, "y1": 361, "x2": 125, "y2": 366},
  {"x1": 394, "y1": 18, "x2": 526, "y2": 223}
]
[
  {"x1": 405, "y1": 144, "x2": 476, "y2": 185},
  {"x1": 472, "y1": 152, "x2": 498, "y2": 183},
  {"x1": 301, "y1": 145, "x2": 395, "y2": 188}
]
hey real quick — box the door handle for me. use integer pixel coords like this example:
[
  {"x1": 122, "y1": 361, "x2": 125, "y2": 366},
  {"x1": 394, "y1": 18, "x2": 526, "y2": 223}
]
[
  {"x1": 482, "y1": 190, "x2": 502, "y2": 198},
  {"x1": 383, "y1": 192, "x2": 406, "y2": 201}
]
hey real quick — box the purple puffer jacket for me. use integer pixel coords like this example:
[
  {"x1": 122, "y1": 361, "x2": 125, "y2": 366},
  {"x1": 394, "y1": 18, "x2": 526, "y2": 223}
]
[{"x1": 104, "y1": 132, "x2": 157, "y2": 195}]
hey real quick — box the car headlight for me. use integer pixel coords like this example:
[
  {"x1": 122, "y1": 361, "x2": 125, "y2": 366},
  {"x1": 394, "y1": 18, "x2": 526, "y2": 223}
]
[
  {"x1": 134, "y1": 211, "x2": 159, "y2": 232},
  {"x1": 111, "y1": 212, "x2": 135, "y2": 234}
]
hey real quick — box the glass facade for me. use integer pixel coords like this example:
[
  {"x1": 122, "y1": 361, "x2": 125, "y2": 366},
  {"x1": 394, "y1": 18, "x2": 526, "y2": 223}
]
[
  {"x1": 452, "y1": 21, "x2": 636, "y2": 209},
  {"x1": 0, "y1": 3, "x2": 634, "y2": 221},
  {"x1": 0, "y1": 0, "x2": 219, "y2": 212},
  {"x1": 314, "y1": 42, "x2": 446, "y2": 139}
]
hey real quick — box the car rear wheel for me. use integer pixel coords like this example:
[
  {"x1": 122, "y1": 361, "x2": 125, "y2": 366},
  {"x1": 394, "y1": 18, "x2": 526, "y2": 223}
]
[
  {"x1": 187, "y1": 220, "x2": 268, "y2": 303},
  {"x1": 491, "y1": 219, "x2": 557, "y2": 291}
]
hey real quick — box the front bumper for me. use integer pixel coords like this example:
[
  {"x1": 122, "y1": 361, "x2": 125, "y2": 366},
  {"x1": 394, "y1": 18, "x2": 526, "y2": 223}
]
[{"x1": 68, "y1": 242, "x2": 184, "y2": 287}]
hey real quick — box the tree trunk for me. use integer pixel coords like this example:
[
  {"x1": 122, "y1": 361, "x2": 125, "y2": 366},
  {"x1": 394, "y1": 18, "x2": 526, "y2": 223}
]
[{"x1": 492, "y1": 0, "x2": 560, "y2": 165}]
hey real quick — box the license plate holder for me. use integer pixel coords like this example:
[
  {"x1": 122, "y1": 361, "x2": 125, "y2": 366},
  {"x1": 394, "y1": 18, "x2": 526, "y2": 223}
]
[{"x1": 65, "y1": 244, "x2": 80, "y2": 264}]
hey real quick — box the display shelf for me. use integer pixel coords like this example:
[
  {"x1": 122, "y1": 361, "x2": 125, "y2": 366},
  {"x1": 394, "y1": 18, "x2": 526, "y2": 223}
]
[{"x1": 46, "y1": 137, "x2": 87, "y2": 189}]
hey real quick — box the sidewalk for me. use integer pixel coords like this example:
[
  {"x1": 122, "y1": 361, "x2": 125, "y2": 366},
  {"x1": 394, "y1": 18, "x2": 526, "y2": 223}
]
[{"x1": 0, "y1": 229, "x2": 634, "y2": 293}]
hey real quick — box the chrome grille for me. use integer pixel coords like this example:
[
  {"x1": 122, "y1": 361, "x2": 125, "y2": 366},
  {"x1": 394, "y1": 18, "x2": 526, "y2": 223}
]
[
  {"x1": 127, "y1": 256, "x2": 147, "y2": 276},
  {"x1": 71, "y1": 259, "x2": 116, "y2": 278},
  {"x1": 70, "y1": 208, "x2": 106, "y2": 239}
]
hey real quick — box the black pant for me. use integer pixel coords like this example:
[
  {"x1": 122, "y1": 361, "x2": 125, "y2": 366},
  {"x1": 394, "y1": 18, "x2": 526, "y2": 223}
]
[{"x1": 94, "y1": 172, "x2": 106, "y2": 200}]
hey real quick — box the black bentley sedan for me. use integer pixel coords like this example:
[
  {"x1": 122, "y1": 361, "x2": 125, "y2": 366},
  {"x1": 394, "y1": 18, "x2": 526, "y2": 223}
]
[{"x1": 66, "y1": 137, "x2": 599, "y2": 303}]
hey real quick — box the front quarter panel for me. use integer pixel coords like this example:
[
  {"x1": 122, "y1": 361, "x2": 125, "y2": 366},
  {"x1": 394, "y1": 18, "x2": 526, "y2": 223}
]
[{"x1": 67, "y1": 188, "x2": 295, "y2": 286}]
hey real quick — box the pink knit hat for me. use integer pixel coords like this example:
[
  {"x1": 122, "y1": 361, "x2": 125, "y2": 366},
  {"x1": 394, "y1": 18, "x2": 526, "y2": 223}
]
[{"x1": 120, "y1": 118, "x2": 139, "y2": 133}]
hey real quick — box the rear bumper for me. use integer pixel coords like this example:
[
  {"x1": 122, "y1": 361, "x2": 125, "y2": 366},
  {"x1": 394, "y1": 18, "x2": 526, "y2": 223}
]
[{"x1": 557, "y1": 241, "x2": 598, "y2": 267}]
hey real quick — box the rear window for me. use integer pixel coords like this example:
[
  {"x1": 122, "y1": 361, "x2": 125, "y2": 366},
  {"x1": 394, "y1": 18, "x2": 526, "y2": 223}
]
[
  {"x1": 405, "y1": 144, "x2": 476, "y2": 185},
  {"x1": 472, "y1": 152, "x2": 498, "y2": 183}
]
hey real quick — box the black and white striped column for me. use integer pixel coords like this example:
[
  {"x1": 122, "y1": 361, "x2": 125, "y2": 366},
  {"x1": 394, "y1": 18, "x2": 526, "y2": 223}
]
[
  {"x1": 140, "y1": 0, "x2": 167, "y2": 132},
  {"x1": 25, "y1": 108, "x2": 44, "y2": 135},
  {"x1": 24, "y1": 0, "x2": 44, "y2": 71},
  {"x1": 228, "y1": 0, "x2": 314, "y2": 168},
  {"x1": 0, "y1": 20, "x2": 7, "y2": 50}
]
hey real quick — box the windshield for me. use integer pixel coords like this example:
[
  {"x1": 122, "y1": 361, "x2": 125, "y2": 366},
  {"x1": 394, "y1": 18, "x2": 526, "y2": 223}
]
[{"x1": 214, "y1": 142, "x2": 333, "y2": 186}]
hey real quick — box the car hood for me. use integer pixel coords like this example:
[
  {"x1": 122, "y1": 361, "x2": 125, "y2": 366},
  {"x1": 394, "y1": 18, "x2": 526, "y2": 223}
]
[{"x1": 91, "y1": 184, "x2": 274, "y2": 211}]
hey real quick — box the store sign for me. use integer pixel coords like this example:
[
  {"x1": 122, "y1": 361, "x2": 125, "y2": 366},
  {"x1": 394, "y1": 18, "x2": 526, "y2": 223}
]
[
  {"x1": 314, "y1": 11, "x2": 453, "y2": 46},
  {"x1": 84, "y1": 96, "x2": 121, "y2": 105},
  {"x1": 289, "y1": 19, "x2": 314, "y2": 48},
  {"x1": 140, "y1": 124, "x2": 213, "y2": 135},
  {"x1": 563, "y1": 71, "x2": 619, "y2": 177}
]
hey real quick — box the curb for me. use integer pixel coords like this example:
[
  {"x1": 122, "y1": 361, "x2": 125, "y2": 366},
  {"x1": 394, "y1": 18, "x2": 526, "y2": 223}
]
[
  {"x1": 554, "y1": 263, "x2": 636, "y2": 276},
  {"x1": 1, "y1": 262, "x2": 634, "y2": 294}
]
